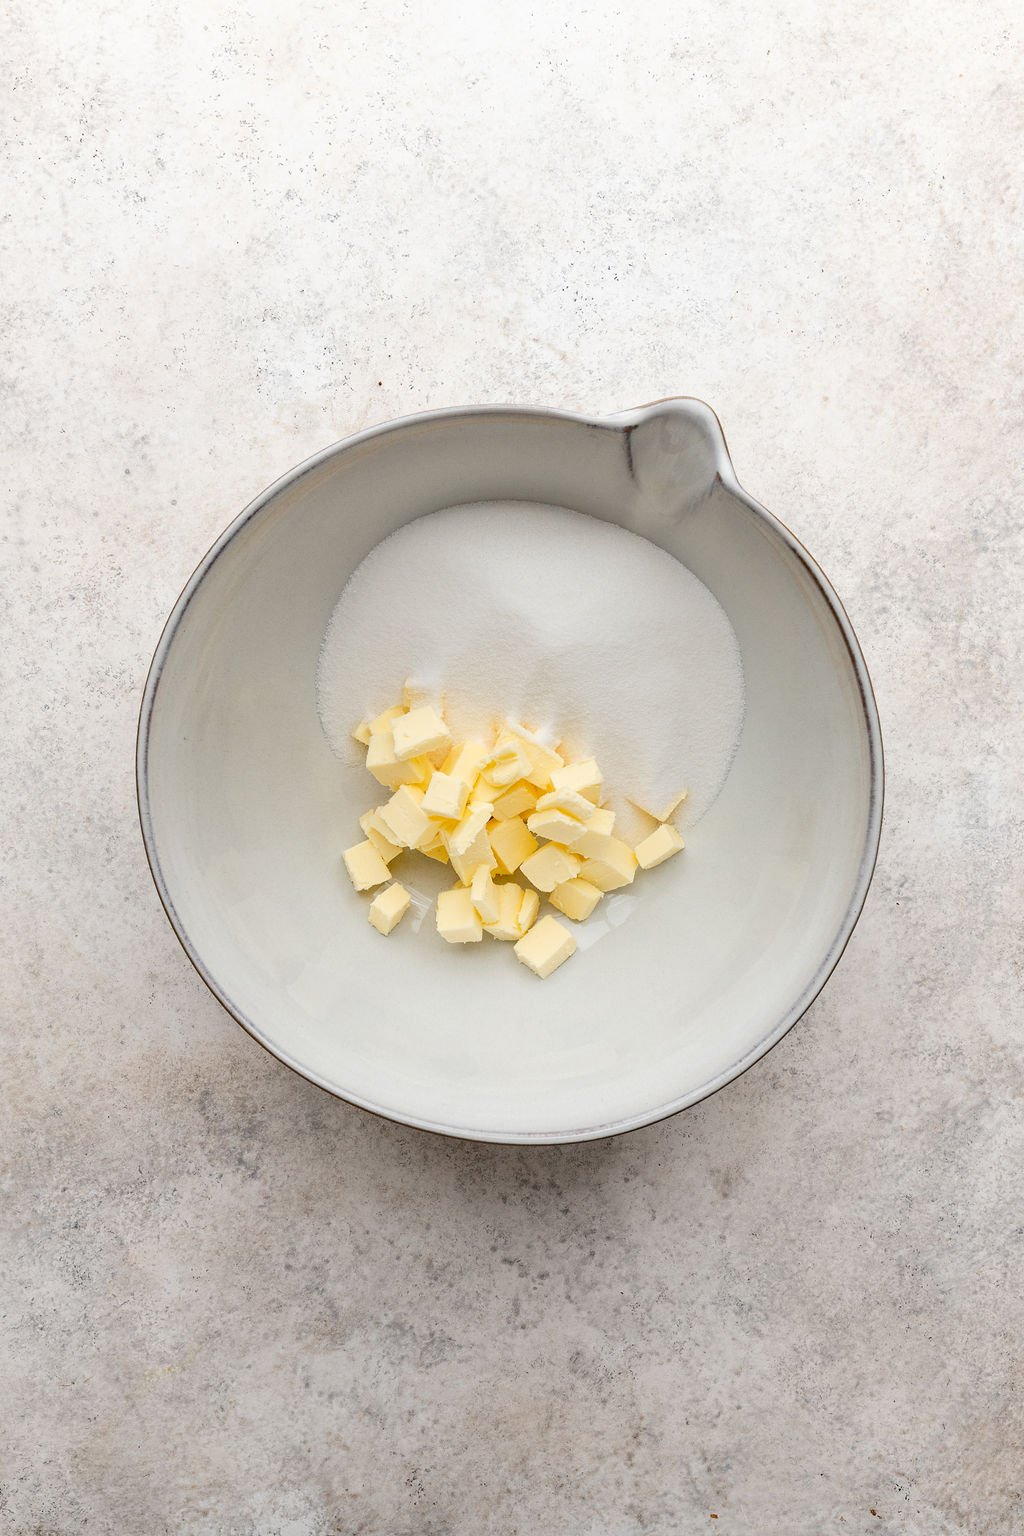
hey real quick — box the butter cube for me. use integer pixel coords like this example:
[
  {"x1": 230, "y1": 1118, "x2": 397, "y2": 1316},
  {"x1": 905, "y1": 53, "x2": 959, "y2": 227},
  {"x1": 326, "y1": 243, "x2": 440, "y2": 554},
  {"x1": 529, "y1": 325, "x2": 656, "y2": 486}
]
[
  {"x1": 343, "y1": 839, "x2": 392, "y2": 892},
  {"x1": 470, "y1": 865, "x2": 501, "y2": 925},
  {"x1": 369, "y1": 704, "x2": 405, "y2": 735},
  {"x1": 448, "y1": 804, "x2": 493, "y2": 858},
  {"x1": 629, "y1": 788, "x2": 688, "y2": 824},
  {"x1": 368, "y1": 882, "x2": 411, "y2": 935},
  {"x1": 352, "y1": 719, "x2": 372, "y2": 746},
  {"x1": 483, "y1": 882, "x2": 526, "y2": 940},
  {"x1": 579, "y1": 836, "x2": 637, "y2": 892},
  {"x1": 468, "y1": 778, "x2": 502, "y2": 808},
  {"x1": 514, "y1": 914, "x2": 577, "y2": 978},
  {"x1": 527, "y1": 807, "x2": 588, "y2": 847},
  {"x1": 436, "y1": 886, "x2": 484, "y2": 943},
  {"x1": 366, "y1": 724, "x2": 430, "y2": 788},
  {"x1": 520, "y1": 843, "x2": 581, "y2": 892},
  {"x1": 535, "y1": 786, "x2": 596, "y2": 820},
  {"x1": 446, "y1": 825, "x2": 496, "y2": 885},
  {"x1": 504, "y1": 720, "x2": 565, "y2": 790},
  {"x1": 573, "y1": 806, "x2": 617, "y2": 859},
  {"x1": 378, "y1": 785, "x2": 433, "y2": 849},
  {"x1": 489, "y1": 816, "x2": 538, "y2": 875},
  {"x1": 359, "y1": 809, "x2": 403, "y2": 864},
  {"x1": 635, "y1": 822, "x2": 686, "y2": 869},
  {"x1": 392, "y1": 705, "x2": 451, "y2": 762},
  {"x1": 491, "y1": 781, "x2": 539, "y2": 821},
  {"x1": 419, "y1": 834, "x2": 450, "y2": 865},
  {"x1": 483, "y1": 733, "x2": 533, "y2": 787},
  {"x1": 549, "y1": 877, "x2": 603, "y2": 922},
  {"x1": 441, "y1": 739, "x2": 488, "y2": 785},
  {"x1": 516, "y1": 887, "x2": 540, "y2": 936},
  {"x1": 421, "y1": 770, "x2": 470, "y2": 821},
  {"x1": 550, "y1": 758, "x2": 603, "y2": 802}
]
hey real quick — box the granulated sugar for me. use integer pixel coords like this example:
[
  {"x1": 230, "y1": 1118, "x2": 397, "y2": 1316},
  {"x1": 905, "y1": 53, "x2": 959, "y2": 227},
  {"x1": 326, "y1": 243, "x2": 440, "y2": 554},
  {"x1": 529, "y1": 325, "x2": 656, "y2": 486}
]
[{"x1": 317, "y1": 503, "x2": 744, "y2": 829}]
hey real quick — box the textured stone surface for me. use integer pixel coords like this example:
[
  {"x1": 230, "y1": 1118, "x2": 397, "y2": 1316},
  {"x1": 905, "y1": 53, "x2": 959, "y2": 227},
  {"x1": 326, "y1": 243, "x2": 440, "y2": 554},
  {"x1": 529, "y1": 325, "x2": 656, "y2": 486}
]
[{"x1": 2, "y1": 2, "x2": 1022, "y2": 1532}]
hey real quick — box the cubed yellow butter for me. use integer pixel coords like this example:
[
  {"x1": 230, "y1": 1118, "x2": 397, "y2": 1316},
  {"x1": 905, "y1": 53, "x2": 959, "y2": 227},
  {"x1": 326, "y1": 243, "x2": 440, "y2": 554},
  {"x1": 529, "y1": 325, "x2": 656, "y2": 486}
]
[
  {"x1": 514, "y1": 914, "x2": 577, "y2": 978},
  {"x1": 483, "y1": 733, "x2": 533, "y2": 787},
  {"x1": 441, "y1": 739, "x2": 488, "y2": 785},
  {"x1": 520, "y1": 843, "x2": 581, "y2": 892},
  {"x1": 504, "y1": 720, "x2": 565, "y2": 790},
  {"x1": 352, "y1": 720, "x2": 372, "y2": 746},
  {"x1": 446, "y1": 826, "x2": 496, "y2": 885},
  {"x1": 392, "y1": 705, "x2": 451, "y2": 762},
  {"x1": 489, "y1": 816, "x2": 538, "y2": 875},
  {"x1": 366, "y1": 725, "x2": 430, "y2": 788},
  {"x1": 419, "y1": 835, "x2": 450, "y2": 865},
  {"x1": 421, "y1": 770, "x2": 470, "y2": 821},
  {"x1": 483, "y1": 882, "x2": 524, "y2": 940},
  {"x1": 368, "y1": 882, "x2": 411, "y2": 935},
  {"x1": 573, "y1": 806, "x2": 617, "y2": 859},
  {"x1": 535, "y1": 786, "x2": 595, "y2": 820},
  {"x1": 635, "y1": 822, "x2": 686, "y2": 869},
  {"x1": 470, "y1": 865, "x2": 501, "y2": 925},
  {"x1": 468, "y1": 778, "x2": 502, "y2": 808},
  {"x1": 378, "y1": 785, "x2": 433, "y2": 849},
  {"x1": 527, "y1": 807, "x2": 588, "y2": 847},
  {"x1": 343, "y1": 839, "x2": 392, "y2": 892},
  {"x1": 516, "y1": 887, "x2": 540, "y2": 936},
  {"x1": 549, "y1": 877, "x2": 603, "y2": 922},
  {"x1": 579, "y1": 836, "x2": 637, "y2": 892},
  {"x1": 359, "y1": 809, "x2": 403, "y2": 863},
  {"x1": 369, "y1": 704, "x2": 405, "y2": 735},
  {"x1": 491, "y1": 781, "x2": 539, "y2": 821},
  {"x1": 628, "y1": 788, "x2": 688, "y2": 824},
  {"x1": 436, "y1": 886, "x2": 484, "y2": 943},
  {"x1": 550, "y1": 758, "x2": 603, "y2": 801},
  {"x1": 449, "y1": 804, "x2": 493, "y2": 858}
]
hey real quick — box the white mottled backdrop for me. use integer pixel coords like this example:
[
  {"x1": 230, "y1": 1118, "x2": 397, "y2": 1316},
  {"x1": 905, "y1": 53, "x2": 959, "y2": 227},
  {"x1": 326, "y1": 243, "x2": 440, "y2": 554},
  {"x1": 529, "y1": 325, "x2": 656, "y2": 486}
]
[{"x1": 2, "y1": 1, "x2": 1022, "y2": 1532}]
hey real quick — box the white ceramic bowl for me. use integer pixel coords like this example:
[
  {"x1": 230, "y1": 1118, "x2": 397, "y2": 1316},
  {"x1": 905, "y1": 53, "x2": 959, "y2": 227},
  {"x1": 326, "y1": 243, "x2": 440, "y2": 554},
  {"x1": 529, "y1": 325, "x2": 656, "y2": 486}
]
[{"x1": 138, "y1": 400, "x2": 882, "y2": 1143}]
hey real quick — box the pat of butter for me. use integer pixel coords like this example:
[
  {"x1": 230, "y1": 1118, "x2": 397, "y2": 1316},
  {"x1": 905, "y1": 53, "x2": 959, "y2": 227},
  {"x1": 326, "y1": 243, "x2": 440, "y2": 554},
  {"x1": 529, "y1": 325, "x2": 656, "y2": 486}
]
[
  {"x1": 343, "y1": 839, "x2": 392, "y2": 892},
  {"x1": 520, "y1": 843, "x2": 581, "y2": 892},
  {"x1": 526, "y1": 807, "x2": 588, "y2": 847},
  {"x1": 368, "y1": 882, "x2": 411, "y2": 935},
  {"x1": 635, "y1": 822, "x2": 685, "y2": 869},
  {"x1": 446, "y1": 829, "x2": 495, "y2": 885},
  {"x1": 628, "y1": 788, "x2": 688, "y2": 824},
  {"x1": 489, "y1": 816, "x2": 538, "y2": 875},
  {"x1": 470, "y1": 865, "x2": 501, "y2": 925},
  {"x1": 366, "y1": 724, "x2": 430, "y2": 788},
  {"x1": 392, "y1": 705, "x2": 451, "y2": 762},
  {"x1": 436, "y1": 886, "x2": 484, "y2": 943},
  {"x1": 378, "y1": 785, "x2": 434, "y2": 849},
  {"x1": 483, "y1": 733, "x2": 533, "y2": 787},
  {"x1": 514, "y1": 914, "x2": 577, "y2": 978},
  {"x1": 549, "y1": 877, "x2": 603, "y2": 922},
  {"x1": 368, "y1": 704, "x2": 405, "y2": 735},
  {"x1": 504, "y1": 720, "x2": 565, "y2": 790},
  {"x1": 517, "y1": 887, "x2": 540, "y2": 936},
  {"x1": 441, "y1": 739, "x2": 488, "y2": 785},
  {"x1": 483, "y1": 881, "x2": 526, "y2": 940},
  {"x1": 359, "y1": 809, "x2": 403, "y2": 863},
  {"x1": 535, "y1": 786, "x2": 595, "y2": 820},
  {"x1": 550, "y1": 758, "x2": 602, "y2": 801},
  {"x1": 421, "y1": 770, "x2": 470, "y2": 821},
  {"x1": 491, "y1": 781, "x2": 539, "y2": 821},
  {"x1": 419, "y1": 833, "x2": 450, "y2": 864},
  {"x1": 352, "y1": 720, "x2": 372, "y2": 746},
  {"x1": 579, "y1": 836, "x2": 637, "y2": 892},
  {"x1": 572, "y1": 806, "x2": 617, "y2": 859},
  {"x1": 448, "y1": 804, "x2": 493, "y2": 858}
]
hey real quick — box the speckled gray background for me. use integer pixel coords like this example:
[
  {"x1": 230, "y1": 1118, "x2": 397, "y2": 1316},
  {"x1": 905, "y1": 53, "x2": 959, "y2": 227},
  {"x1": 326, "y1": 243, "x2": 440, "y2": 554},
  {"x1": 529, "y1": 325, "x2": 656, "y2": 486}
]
[{"x1": 3, "y1": 1, "x2": 1022, "y2": 1532}]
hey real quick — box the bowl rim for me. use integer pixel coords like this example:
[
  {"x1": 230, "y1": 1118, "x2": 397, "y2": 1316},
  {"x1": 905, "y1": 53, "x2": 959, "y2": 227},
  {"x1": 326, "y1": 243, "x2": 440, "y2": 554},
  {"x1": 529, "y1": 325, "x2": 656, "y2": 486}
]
[{"x1": 136, "y1": 397, "x2": 884, "y2": 1145}]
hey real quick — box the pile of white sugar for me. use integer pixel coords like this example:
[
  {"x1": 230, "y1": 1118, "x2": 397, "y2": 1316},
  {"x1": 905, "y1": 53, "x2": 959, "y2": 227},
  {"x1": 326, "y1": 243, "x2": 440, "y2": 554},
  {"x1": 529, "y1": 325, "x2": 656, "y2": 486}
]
[{"x1": 317, "y1": 503, "x2": 744, "y2": 831}]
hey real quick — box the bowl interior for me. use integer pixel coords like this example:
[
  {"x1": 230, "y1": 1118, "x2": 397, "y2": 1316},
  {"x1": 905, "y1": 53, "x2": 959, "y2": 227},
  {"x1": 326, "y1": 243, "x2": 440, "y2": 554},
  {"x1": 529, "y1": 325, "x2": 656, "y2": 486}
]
[{"x1": 141, "y1": 404, "x2": 879, "y2": 1141}]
